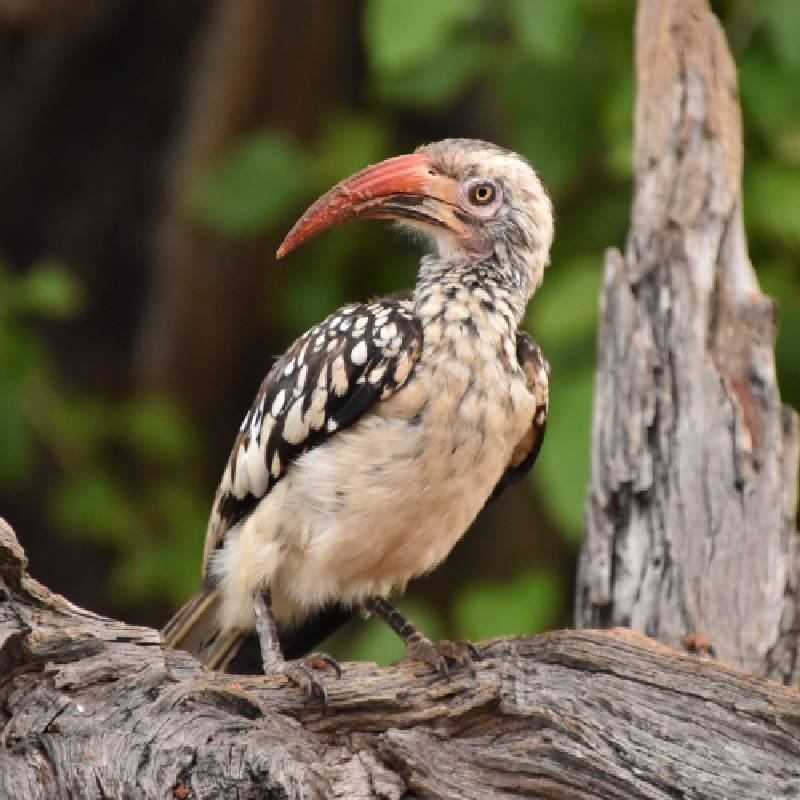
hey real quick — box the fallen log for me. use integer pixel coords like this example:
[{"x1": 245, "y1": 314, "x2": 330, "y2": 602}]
[{"x1": 1, "y1": 519, "x2": 798, "y2": 799}]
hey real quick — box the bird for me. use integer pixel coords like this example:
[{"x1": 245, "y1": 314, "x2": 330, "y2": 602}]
[{"x1": 163, "y1": 138, "x2": 553, "y2": 699}]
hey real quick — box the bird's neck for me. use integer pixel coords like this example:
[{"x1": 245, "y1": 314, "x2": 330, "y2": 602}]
[{"x1": 413, "y1": 253, "x2": 529, "y2": 332}]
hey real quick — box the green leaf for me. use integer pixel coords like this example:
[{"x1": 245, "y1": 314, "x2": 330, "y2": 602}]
[
  {"x1": 52, "y1": 471, "x2": 137, "y2": 544},
  {"x1": 278, "y1": 254, "x2": 348, "y2": 334},
  {"x1": 455, "y1": 569, "x2": 562, "y2": 640},
  {"x1": 534, "y1": 365, "x2": 595, "y2": 540},
  {"x1": 314, "y1": 116, "x2": 388, "y2": 186},
  {"x1": 189, "y1": 132, "x2": 312, "y2": 236},
  {"x1": 739, "y1": 49, "x2": 800, "y2": 158},
  {"x1": 364, "y1": 0, "x2": 483, "y2": 72},
  {"x1": 372, "y1": 38, "x2": 485, "y2": 106},
  {"x1": 498, "y1": 54, "x2": 597, "y2": 192},
  {"x1": 568, "y1": 188, "x2": 631, "y2": 253},
  {"x1": 368, "y1": 248, "x2": 419, "y2": 297},
  {"x1": 14, "y1": 261, "x2": 83, "y2": 318},
  {"x1": 530, "y1": 255, "x2": 602, "y2": 350},
  {"x1": 115, "y1": 395, "x2": 196, "y2": 464},
  {"x1": 0, "y1": 388, "x2": 33, "y2": 483},
  {"x1": 0, "y1": 260, "x2": 13, "y2": 320},
  {"x1": 760, "y1": 260, "x2": 800, "y2": 407},
  {"x1": 0, "y1": 326, "x2": 49, "y2": 383},
  {"x1": 603, "y1": 72, "x2": 634, "y2": 176},
  {"x1": 57, "y1": 393, "x2": 112, "y2": 447},
  {"x1": 745, "y1": 164, "x2": 800, "y2": 244},
  {"x1": 776, "y1": 305, "x2": 800, "y2": 407},
  {"x1": 113, "y1": 483, "x2": 208, "y2": 605},
  {"x1": 506, "y1": 0, "x2": 581, "y2": 64},
  {"x1": 762, "y1": 0, "x2": 800, "y2": 71}
]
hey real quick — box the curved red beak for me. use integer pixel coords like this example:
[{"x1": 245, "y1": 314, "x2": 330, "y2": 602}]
[{"x1": 276, "y1": 152, "x2": 463, "y2": 259}]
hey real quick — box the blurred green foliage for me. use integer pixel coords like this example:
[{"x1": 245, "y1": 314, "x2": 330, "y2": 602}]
[
  {"x1": 48, "y1": 391, "x2": 207, "y2": 608},
  {"x1": 189, "y1": 132, "x2": 313, "y2": 236},
  {"x1": 0, "y1": 257, "x2": 206, "y2": 608},
  {"x1": 455, "y1": 569, "x2": 563, "y2": 639},
  {"x1": 0, "y1": 259, "x2": 82, "y2": 482},
  {"x1": 2, "y1": 1, "x2": 799, "y2": 662}
]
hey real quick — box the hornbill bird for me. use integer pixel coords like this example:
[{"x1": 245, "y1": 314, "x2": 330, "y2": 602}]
[{"x1": 163, "y1": 138, "x2": 553, "y2": 698}]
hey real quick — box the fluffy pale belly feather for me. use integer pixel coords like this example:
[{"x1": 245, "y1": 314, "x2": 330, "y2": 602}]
[{"x1": 213, "y1": 357, "x2": 534, "y2": 633}]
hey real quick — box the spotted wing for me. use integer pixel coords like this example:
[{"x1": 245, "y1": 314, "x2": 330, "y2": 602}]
[
  {"x1": 202, "y1": 299, "x2": 423, "y2": 571},
  {"x1": 489, "y1": 331, "x2": 549, "y2": 502}
]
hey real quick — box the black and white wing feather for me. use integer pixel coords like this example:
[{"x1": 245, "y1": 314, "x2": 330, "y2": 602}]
[
  {"x1": 202, "y1": 299, "x2": 423, "y2": 572},
  {"x1": 489, "y1": 331, "x2": 549, "y2": 501}
]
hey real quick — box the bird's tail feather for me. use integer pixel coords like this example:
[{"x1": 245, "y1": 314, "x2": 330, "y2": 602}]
[{"x1": 162, "y1": 584, "x2": 245, "y2": 671}]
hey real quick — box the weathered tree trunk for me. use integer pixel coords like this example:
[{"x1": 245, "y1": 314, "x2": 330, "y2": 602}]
[
  {"x1": 1, "y1": 518, "x2": 799, "y2": 799},
  {"x1": 577, "y1": 0, "x2": 800, "y2": 685}
]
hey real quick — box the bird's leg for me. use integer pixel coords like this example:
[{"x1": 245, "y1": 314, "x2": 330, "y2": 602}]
[
  {"x1": 252, "y1": 587, "x2": 284, "y2": 670},
  {"x1": 363, "y1": 597, "x2": 480, "y2": 679},
  {"x1": 252, "y1": 589, "x2": 341, "y2": 702}
]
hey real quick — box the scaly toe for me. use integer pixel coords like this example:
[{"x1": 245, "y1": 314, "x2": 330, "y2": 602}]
[
  {"x1": 404, "y1": 638, "x2": 450, "y2": 678},
  {"x1": 435, "y1": 639, "x2": 478, "y2": 678},
  {"x1": 283, "y1": 652, "x2": 340, "y2": 703},
  {"x1": 404, "y1": 638, "x2": 479, "y2": 680},
  {"x1": 304, "y1": 651, "x2": 342, "y2": 678},
  {"x1": 462, "y1": 640, "x2": 482, "y2": 663}
]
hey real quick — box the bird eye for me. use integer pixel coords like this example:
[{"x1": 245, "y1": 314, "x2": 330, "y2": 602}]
[{"x1": 468, "y1": 181, "x2": 496, "y2": 206}]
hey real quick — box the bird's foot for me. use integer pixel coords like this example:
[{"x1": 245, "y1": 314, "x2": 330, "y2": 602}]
[
  {"x1": 403, "y1": 636, "x2": 481, "y2": 680},
  {"x1": 282, "y1": 652, "x2": 341, "y2": 703}
]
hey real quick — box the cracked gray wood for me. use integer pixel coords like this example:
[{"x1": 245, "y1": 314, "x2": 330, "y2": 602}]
[
  {"x1": 1, "y1": 518, "x2": 799, "y2": 799},
  {"x1": 576, "y1": 0, "x2": 800, "y2": 685}
]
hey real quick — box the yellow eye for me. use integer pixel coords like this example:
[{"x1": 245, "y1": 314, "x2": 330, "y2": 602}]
[{"x1": 469, "y1": 182, "x2": 495, "y2": 206}]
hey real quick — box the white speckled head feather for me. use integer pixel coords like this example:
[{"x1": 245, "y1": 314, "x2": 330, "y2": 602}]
[{"x1": 416, "y1": 138, "x2": 554, "y2": 297}]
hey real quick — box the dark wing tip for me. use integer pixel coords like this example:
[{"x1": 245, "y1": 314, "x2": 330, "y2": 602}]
[{"x1": 488, "y1": 331, "x2": 549, "y2": 503}]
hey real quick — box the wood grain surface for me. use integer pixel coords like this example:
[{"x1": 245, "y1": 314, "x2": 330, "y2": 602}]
[{"x1": 2, "y1": 519, "x2": 799, "y2": 799}]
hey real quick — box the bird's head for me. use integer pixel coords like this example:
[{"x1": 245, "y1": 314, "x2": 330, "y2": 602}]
[{"x1": 277, "y1": 138, "x2": 554, "y2": 298}]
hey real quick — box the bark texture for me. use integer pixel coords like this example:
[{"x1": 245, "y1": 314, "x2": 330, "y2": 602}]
[
  {"x1": 2, "y1": 518, "x2": 799, "y2": 799},
  {"x1": 577, "y1": 0, "x2": 800, "y2": 685}
]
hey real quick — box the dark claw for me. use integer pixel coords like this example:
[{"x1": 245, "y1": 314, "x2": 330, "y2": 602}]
[
  {"x1": 283, "y1": 651, "x2": 341, "y2": 704},
  {"x1": 437, "y1": 654, "x2": 452, "y2": 681},
  {"x1": 305, "y1": 651, "x2": 342, "y2": 679},
  {"x1": 283, "y1": 662, "x2": 325, "y2": 702},
  {"x1": 288, "y1": 663, "x2": 328, "y2": 703},
  {"x1": 436, "y1": 640, "x2": 477, "y2": 679},
  {"x1": 463, "y1": 640, "x2": 482, "y2": 662},
  {"x1": 461, "y1": 653, "x2": 476, "y2": 679},
  {"x1": 405, "y1": 638, "x2": 479, "y2": 680}
]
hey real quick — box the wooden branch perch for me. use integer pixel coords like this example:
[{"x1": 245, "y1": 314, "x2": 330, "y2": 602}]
[
  {"x1": 577, "y1": 0, "x2": 800, "y2": 684},
  {"x1": 1, "y1": 519, "x2": 799, "y2": 798}
]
